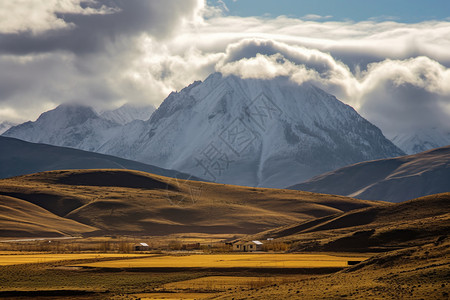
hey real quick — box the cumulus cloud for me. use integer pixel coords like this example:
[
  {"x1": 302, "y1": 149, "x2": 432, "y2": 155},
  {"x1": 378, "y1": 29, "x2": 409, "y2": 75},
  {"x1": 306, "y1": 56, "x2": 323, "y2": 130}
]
[
  {"x1": 0, "y1": 0, "x2": 449, "y2": 143},
  {"x1": 210, "y1": 38, "x2": 450, "y2": 136},
  {"x1": 0, "y1": 0, "x2": 204, "y2": 122},
  {"x1": 0, "y1": 0, "x2": 118, "y2": 35}
]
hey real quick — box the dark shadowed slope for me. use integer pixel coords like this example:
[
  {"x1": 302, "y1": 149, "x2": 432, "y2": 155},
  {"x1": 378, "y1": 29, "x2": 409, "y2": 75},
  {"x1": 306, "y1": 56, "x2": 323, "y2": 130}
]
[
  {"x1": 0, "y1": 136, "x2": 199, "y2": 180},
  {"x1": 0, "y1": 169, "x2": 384, "y2": 237},
  {"x1": 249, "y1": 193, "x2": 450, "y2": 252},
  {"x1": 289, "y1": 146, "x2": 450, "y2": 202}
]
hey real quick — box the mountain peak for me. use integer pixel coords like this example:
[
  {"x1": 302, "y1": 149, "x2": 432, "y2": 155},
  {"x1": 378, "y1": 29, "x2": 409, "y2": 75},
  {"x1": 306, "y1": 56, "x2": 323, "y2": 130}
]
[
  {"x1": 3, "y1": 103, "x2": 118, "y2": 152},
  {"x1": 100, "y1": 103, "x2": 156, "y2": 125},
  {"x1": 36, "y1": 104, "x2": 99, "y2": 127},
  {"x1": 132, "y1": 74, "x2": 405, "y2": 187}
]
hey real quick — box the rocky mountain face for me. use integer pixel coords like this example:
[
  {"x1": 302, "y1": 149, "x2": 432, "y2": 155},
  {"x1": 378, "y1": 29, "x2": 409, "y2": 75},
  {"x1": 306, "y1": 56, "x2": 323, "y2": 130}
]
[
  {"x1": 3, "y1": 104, "x2": 120, "y2": 152},
  {"x1": 100, "y1": 73, "x2": 404, "y2": 187},
  {"x1": 3, "y1": 73, "x2": 405, "y2": 188}
]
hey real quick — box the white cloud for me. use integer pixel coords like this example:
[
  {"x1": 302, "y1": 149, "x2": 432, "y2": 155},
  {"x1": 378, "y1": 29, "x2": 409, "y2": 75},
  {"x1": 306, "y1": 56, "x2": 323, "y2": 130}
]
[
  {"x1": 0, "y1": 0, "x2": 118, "y2": 35},
  {"x1": 301, "y1": 14, "x2": 333, "y2": 21},
  {"x1": 164, "y1": 35, "x2": 449, "y2": 137},
  {"x1": 0, "y1": 1, "x2": 449, "y2": 142}
]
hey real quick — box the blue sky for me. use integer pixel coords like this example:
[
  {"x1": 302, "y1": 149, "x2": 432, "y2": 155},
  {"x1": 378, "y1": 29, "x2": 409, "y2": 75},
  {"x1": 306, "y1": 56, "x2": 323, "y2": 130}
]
[{"x1": 214, "y1": 0, "x2": 450, "y2": 22}]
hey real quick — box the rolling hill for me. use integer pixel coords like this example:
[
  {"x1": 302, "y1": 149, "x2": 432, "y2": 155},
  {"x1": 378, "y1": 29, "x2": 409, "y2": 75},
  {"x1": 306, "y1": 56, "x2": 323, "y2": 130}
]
[
  {"x1": 0, "y1": 195, "x2": 98, "y2": 237},
  {"x1": 248, "y1": 193, "x2": 450, "y2": 252},
  {"x1": 0, "y1": 169, "x2": 384, "y2": 237},
  {"x1": 289, "y1": 145, "x2": 450, "y2": 202},
  {"x1": 0, "y1": 136, "x2": 198, "y2": 180}
]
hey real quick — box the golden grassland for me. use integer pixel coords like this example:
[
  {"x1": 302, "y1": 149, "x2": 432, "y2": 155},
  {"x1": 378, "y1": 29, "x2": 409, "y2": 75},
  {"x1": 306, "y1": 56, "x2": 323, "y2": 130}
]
[
  {"x1": 0, "y1": 239, "x2": 447, "y2": 299},
  {"x1": 0, "y1": 171, "x2": 448, "y2": 299},
  {"x1": 0, "y1": 253, "x2": 149, "y2": 266},
  {"x1": 0, "y1": 233, "x2": 248, "y2": 257},
  {"x1": 161, "y1": 275, "x2": 302, "y2": 291},
  {"x1": 132, "y1": 292, "x2": 217, "y2": 300},
  {"x1": 214, "y1": 240, "x2": 450, "y2": 300},
  {"x1": 0, "y1": 169, "x2": 385, "y2": 237},
  {"x1": 75, "y1": 253, "x2": 370, "y2": 269}
]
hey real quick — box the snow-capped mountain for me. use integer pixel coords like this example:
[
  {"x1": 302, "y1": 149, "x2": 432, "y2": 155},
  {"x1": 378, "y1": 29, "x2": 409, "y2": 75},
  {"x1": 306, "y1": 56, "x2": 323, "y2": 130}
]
[
  {"x1": 0, "y1": 121, "x2": 16, "y2": 134},
  {"x1": 3, "y1": 104, "x2": 120, "y2": 152},
  {"x1": 390, "y1": 128, "x2": 450, "y2": 155},
  {"x1": 100, "y1": 104, "x2": 155, "y2": 125},
  {"x1": 3, "y1": 73, "x2": 405, "y2": 188},
  {"x1": 99, "y1": 73, "x2": 404, "y2": 187}
]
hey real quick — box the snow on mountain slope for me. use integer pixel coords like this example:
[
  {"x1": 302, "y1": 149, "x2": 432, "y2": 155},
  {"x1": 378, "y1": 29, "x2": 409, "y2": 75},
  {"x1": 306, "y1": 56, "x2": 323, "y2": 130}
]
[
  {"x1": 2, "y1": 104, "x2": 120, "y2": 152},
  {"x1": 0, "y1": 121, "x2": 16, "y2": 135},
  {"x1": 3, "y1": 74, "x2": 405, "y2": 188},
  {"x1": 100, "y1": 104, "x2": 155, "y2": 125},
  {"x1": 390, "y1": 128, "x2": 450, "y2": 155},
  {"x1": 99, "y1": 73, "x2": 405, "y2": 188}
]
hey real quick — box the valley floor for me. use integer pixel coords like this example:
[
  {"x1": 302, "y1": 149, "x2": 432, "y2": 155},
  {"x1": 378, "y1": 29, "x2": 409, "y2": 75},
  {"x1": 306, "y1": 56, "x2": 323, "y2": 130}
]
[{"x1": 0, "y1": 238, "x2": 448, "y2": 299}]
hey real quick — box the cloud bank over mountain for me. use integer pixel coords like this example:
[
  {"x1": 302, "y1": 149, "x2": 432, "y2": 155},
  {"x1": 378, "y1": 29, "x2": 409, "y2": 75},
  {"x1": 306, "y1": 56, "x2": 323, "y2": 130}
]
[{"x1": 0, "y1": 0, "x2": 449, "y2": 141}]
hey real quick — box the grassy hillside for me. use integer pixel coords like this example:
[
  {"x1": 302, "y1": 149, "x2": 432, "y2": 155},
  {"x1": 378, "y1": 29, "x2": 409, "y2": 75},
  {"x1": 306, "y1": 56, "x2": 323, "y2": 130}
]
[
  {"x1": 0, "y1": 169, "x2": 384, "y2": 237},
  {"x1": 0, "y1": 195, "x2": 98, "y2": 237},
  {"x1": 218, "y1": 237, "x2": 450, "y2": 299},
  {"x1": 290, "y1": 145, "x2": 450, "y2": 202},
  {"x1": 248, "y1": 193, "x2": 450, "y2": 251}
]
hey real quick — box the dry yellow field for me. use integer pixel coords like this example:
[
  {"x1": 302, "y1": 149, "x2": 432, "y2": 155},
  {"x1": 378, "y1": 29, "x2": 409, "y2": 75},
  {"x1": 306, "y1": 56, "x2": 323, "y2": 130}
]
[
  {"x1": 132, "y1": 292, "x2": 216, "y2": 300},
  {"x1": 76, "y1": 253, "x2": 369, "y2": 269},
  {"x1": 0, "y1": 253, "x2": 148, "y2": 266},
  {"x1": 162, "y1": 275, "x2": 300, "y2": 291}
]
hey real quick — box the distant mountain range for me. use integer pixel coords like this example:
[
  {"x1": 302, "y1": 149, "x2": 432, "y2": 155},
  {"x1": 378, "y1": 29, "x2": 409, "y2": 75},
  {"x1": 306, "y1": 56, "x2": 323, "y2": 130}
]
[
  {"x1": 289, "y1": 146, "x2": 450, "y2": 202},
  {"x1": 3, "y1": 73, "x2": 404, "y2": 188},
  {"x1": 390, "y1": 128, "x2": 450, "y2": 155},
  {"x1": 0, "y1": 136, "x2": 197, "y2": 180},
  {"x1": 2, "y1": 103, "x2": 156, "y2": 153}
]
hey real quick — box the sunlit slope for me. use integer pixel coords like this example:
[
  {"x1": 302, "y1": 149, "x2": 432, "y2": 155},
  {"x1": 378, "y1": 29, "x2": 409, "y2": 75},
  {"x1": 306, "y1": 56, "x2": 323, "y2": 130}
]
[
  {"x1": 250, "y1": 193, "x2": 450, "y2": 251},
  {"x1": 0, "y1": 169, "x2": 384, "y2": 236},
  {"x1": 0, "y1": 195, "x2": 98, "y2": 237}
]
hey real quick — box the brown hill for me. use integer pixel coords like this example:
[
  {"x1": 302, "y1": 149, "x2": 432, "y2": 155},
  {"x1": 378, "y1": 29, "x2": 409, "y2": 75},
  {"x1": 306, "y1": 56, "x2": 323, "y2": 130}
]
[
  {"x1": 0, "y1": 195, "x2": 98, "y2": 237},
  {"x1": 0, "y1": 169, "x2": 383, "y2": 237},
  {"x1": 249, "y1": 193, "x2": 450, "y2": 251},
  {"x1": 289, "y1": 146, "x2": 450, "y2": 202}
]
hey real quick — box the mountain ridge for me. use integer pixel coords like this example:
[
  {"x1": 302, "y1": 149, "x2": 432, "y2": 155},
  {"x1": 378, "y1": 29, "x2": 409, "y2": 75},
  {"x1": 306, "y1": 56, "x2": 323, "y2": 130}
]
[
  {"x1": 289, "y1": 145, "x2": 450, "y2": 202},
  {"x1": 0, "y1": 136, "x2": 199, "y2": 180}
]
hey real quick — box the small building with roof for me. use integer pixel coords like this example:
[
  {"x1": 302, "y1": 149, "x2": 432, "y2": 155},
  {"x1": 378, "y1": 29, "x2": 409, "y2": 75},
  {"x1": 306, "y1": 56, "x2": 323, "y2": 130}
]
[
  {"x1": 134, "y1": 242, "x2": 150, "y2": 251},
  {"x1": 233, "y1": 240, "x2": 263, "y2": 252}
]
